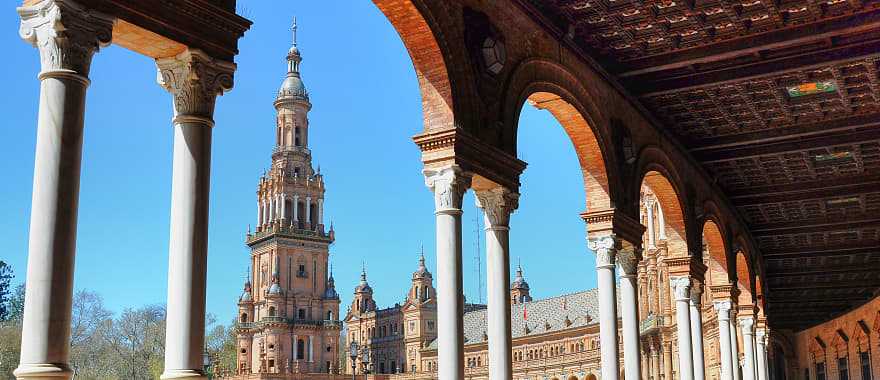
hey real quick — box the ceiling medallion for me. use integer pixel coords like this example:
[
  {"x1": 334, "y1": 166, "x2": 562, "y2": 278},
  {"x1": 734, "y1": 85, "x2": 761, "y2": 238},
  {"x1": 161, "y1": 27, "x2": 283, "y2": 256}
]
[
  {"x1": 786, "y1": 80, "x2": 838, "y2": 98},
  {"x1": 481, "y1": 36, "x2": 506, "y2": 76}
]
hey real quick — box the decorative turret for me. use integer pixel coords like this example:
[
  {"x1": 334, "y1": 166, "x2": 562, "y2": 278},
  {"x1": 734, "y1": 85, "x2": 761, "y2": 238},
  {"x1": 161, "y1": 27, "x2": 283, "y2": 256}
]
[
  {"x1": 510, "y1": 263, "x2": 532, "y2": 305},
  {"x1": 409, "y1": 247, "x2": 434, "y2": 303},
  {"x1": 324, "y1": 264, "x2": 339, "y2": 300},
  {"x1": 276, "y1": 17, "x2": 310, "y2": 105},
  {"x1": 238, "y1": 279, "x2": 255, "y2": 324},
  {"x1": 352, "y1": 265, "x2": 375, "y2": 313}
]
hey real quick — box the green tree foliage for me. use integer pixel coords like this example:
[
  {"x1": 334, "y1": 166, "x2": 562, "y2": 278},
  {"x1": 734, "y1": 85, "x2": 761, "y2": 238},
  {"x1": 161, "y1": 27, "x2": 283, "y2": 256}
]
[{"x1": 0, "y1": 261, "x2": 13, "y2": 321}]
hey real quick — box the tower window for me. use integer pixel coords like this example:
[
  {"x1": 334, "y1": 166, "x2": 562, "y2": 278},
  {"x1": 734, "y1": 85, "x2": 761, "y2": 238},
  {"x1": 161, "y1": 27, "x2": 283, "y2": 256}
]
[
  {"x1": 295, "y1": 127, "x2": 302, "y2": 146},
  {"x1": 298, "y1": 264, "x2": 307, "y2": 278},
  {"x1": 298, "y1": 308, "x2": 306, "y2": 320},
  {"x1": 297, "y1": 339, "x2": 305, "y2": 360}
]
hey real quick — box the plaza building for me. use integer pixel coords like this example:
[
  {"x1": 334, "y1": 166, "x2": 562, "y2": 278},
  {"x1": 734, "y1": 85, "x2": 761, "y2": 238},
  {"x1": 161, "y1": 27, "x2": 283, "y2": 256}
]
[{"x1": 9, "y1": 1, "x2": 880, "y2": 380}]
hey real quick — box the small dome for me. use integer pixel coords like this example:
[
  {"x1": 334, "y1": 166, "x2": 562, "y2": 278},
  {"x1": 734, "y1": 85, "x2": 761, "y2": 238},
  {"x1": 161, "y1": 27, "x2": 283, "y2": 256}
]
[
  {"x1": 355, "y1": 267, "x2": 373, "y2": 293},
  {"x1": 268, "y1": 282, "x2": 282, "y2": 295},
  {"x1": 239, "y1": 290, "x2": 252, "y2": 302},
  {"x1": 511, "y1": 264, "x2": 529, "y2": 290},
  {"x1": 413, "y1": 251, "x2": 432, "y2": 280},
  {"x1": 324, "y1": 287, "x2": 339, "y2": 300},
  {"x1": 277, "y1": 74, "x2": 309, "y2": 102}
]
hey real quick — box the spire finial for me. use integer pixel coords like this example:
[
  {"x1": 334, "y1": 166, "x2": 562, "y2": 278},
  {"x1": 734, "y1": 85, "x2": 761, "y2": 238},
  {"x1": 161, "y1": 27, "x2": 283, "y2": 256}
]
[
  {"x1": 418, "y1": 245, "x2": 426, "y2": 269},
  {"x1": 292, "y1": 16, "x2": 298, "y2": 47}
]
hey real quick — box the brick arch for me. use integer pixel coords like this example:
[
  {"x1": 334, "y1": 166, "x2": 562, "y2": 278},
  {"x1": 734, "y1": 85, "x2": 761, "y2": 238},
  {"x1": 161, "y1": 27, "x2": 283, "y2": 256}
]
[
  {"x1": 500, "y1": 58, "x2": 619, "y2": 211},
  {"x1": 373, "y1": 0, "x2": 463, "y2": 132},
  {"x1": 735, "y1": 248, "x2": 755, "y2": 305},
  {"x1": 703, "y1": 219, "x2": 733, "y2": 286},
  {"x1": 634, "y1": 147, "x2": 690, "y2": 255}
]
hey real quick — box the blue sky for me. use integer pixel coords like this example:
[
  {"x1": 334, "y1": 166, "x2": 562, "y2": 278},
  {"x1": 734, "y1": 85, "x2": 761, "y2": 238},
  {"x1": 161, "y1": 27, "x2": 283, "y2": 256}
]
[{"x1": 0, "y1": 2, "x2": 596, "y2": 324}]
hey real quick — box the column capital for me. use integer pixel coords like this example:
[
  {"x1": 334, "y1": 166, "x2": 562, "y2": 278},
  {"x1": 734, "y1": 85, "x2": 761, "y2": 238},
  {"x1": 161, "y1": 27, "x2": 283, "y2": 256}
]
[
  {"x1": 424, "y1": 165, "x2": 471, "y2": 213},
  {"x1": 157, "y1": 48, "x2": 236, "y2": 122},
  {"x1": 19, "y1": 0, "x2": 114, "y2": 78},
  {"x1": 738, "y1": 316, "x2": 755, "y2": 334},
  {"x1": 617, "y1": 248, "x2": 643, "y2": 276},
  {"x1": 755, "y1": 328, "x2": 767, "y2": 342},
  {"x1": 713, "y1": 300, "x2": 733, "y2": 320},
  {"x1": 474, "y1": 186, "x2": 519, "y2": 228},
  {"x1": 588, "y1": 235, "x2": 620, "y2": 268},
  {"x1": 689, "y1": 283, "x2": 704, "y2": 306},
  {"x1": 582, "y1": 208, "x2": 645, "y2": 250},
  {"x1": 669, "y1": 276, "x2": 691, "y2": 301}
]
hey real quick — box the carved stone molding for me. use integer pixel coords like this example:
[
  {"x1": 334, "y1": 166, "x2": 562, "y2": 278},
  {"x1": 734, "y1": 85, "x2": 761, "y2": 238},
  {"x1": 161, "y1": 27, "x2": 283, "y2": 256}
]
[
  {"x1": 474, "y1": 187, "x2": 519, "y2": 228},
  {"x1": 18, "y1": 0, "x2": 114, "y2": 77},
  {"x1": 156, "y1": 49, "x2": 236, "y2": 121},
  {"x1": 588, "y1": 235, "x2": 620, "y2": 269},
  {"x1": 424, "y1": 165, "x2": 471, "y2": 212},
  {"x1": 669, "y1": 276, "x2": 691, "y2": 301},
  {"x1": 713, "y1": 300, "x2": 733, "y2": 321}
]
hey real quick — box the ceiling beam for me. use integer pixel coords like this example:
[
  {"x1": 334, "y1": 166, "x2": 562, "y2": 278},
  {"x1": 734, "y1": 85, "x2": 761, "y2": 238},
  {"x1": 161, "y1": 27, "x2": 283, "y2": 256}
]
[
  {"x1": 728, "y1": 175, "x2": 880, "y2": 204},
  {"x1": 633, "y1": 41, "x2": 880, "y2": 96},
  {"x1": 765, "y1": 265, "x2": 880, "y2": 277},
  {"x1": 751, "y1": 215, "x2": 880, "y2": 236},
  {"x1": 615, "y1": 9, "x2": 880, "y2": 75},
  {"x1": 689, "y1": 114, "x2": 880, "y2": 151},
  {"x1": 762, "y1": 244, "x2": 879, "y2": 259},
  {"x1": 769, "y1": 282, "x2": 880, "y2": 291},
  {"x1": 695, "y1": 128, "x2": 880, "y2": 163},
  {"x1": 766, "y1": 296, "x2": 870, "y2": 303}
]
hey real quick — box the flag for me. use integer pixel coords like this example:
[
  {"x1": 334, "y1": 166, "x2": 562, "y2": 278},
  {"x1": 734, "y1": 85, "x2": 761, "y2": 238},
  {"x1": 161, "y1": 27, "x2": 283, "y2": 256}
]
[{"x1": 523, "y1": 304, "x2": 528, "y2": 320}]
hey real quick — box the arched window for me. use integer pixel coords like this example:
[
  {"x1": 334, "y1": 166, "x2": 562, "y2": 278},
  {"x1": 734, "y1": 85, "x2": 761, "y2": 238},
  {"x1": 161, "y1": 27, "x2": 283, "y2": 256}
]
[
  {"x1": 294, "y1": 127, "x2": 302, "y2": 146},
  {"x1": 327, "y1": 310, "x2": 333, "y2": 320},
  {"x1": 268, "y1": 307, "x2": 276, "y2": 316},
  {"x1": 240, "y1": 313, "x2": 248, "y2": 323},
  {"x1": 296, "y1": 339, "x2": 305, "y2": 360}
]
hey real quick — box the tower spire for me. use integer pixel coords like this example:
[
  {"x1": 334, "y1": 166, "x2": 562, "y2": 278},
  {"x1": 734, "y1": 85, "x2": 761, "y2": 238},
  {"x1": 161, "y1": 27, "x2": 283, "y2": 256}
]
[{"x1": 292, "y1": 16, "x2": 298, "y2": 47}]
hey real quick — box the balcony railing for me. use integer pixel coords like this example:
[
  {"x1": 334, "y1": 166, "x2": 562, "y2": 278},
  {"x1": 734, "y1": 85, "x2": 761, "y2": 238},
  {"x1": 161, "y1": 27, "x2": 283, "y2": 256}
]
[
  {"x1": 640, "y1": 314, "x2": 663, "y2": 335},
  {"x1": 246, "y1": 224, "x2": 332, "y2": 244}
]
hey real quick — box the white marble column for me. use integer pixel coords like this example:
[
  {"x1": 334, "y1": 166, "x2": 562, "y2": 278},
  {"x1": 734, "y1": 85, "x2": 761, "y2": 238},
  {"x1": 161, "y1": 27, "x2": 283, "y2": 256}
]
[
  {"x1": 317, "y1": 198, "x2": 324, "y2": 226},
  {"x1": 714, "y1": 301, "x2": 735, "y2": 380},
  {"x1": 671, "y1": 276, "x2": 695, "y2": 380},
  {"x1": 730, "y1": 313, "x2": 741, "y2": 380},
  {"x1": 588, "y1": 235, "x2": 621, "y2": 380},
  {"x1": 618, "y1": 250, "x2": 642, "y2": 380},
  {"x1": 269, "y1": 193, "x2": 276, "y2": 223},
  {"x1": 293, "y1": 334, "x2": 298, "y2": 361},
  {"x1": 650, "y1": 343, "x2": 661, "y2": 380},
  {"x1": 157, "y1": 49, "x2": 235, "y2": 380},
  {"x1": 739, "y1": 317, "x2": 757, "y2": 380},
  {"x1": 15, "y1": 2, "x2": 112, "y2": 379},
  {"x1": 293, "y1": 195, "x2": 300, "y2": 224},
  {"x1": 645, "y1": 200, "x2": 656, "y2": 249},
  {"x1": 306, "y1": 196, "x2": 312, "y2": 227},
  {"x1": 280, "y1": 193, "x2": 286, "y2": 223},
  {"x1": 424, "y1": 165, "x2": 470, "y2": 380},
  {"x1": 308, "y1": 336, "x2": 314, "y2": 363},
  {"x1": 755, "y1": 329, "x2": 768, "y2": 380},
  {"x1": 257, "y1": 199, "x2": 264, "y2": 230},
  {"x1": 475, "y1": 188, "x2": 518, "y2": 380},
  {"x1": 690, "y1": 284, "x2": 706, "y2": 380}
]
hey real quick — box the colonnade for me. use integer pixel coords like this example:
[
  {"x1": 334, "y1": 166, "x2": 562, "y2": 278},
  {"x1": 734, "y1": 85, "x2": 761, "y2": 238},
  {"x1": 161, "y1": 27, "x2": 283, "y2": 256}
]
[
  {"x1": 14, "y1": 1, "x2": 235, "y2": 379},
  {"x1": 256, "y1": 192, "x2": 324, "y2": 231}
]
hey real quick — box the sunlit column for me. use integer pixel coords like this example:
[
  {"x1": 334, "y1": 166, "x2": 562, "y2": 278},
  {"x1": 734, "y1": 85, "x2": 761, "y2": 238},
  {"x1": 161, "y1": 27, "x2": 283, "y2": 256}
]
[
  {"x1": 157, "y1": 48, "x2": 235, "y2": 380},
  {"x1": 15, "y1": 2, "x2": 112, "y2": 379},
  {"x1": 739, "y1": 317, "x2": 757, "y2": 380},
  {"x1": 589, "y1": 235, "x2": 621, "y2": 380},
  {"x1": 671, "y1": 276, "x2": 695, "y2": 380},
  {"x1": 257, "y1": 198, "x2": 264, "y2": 230},
  {"x1": 305, "y1": 196, "x2": 312, "y2": 228},
  {"x1": 663, "y1": 343, "x2": 673, "y2": 380},
  {"x1": 475, "y1": 187, "x2": 518, "y2": 380},
  {"x1": 293, "y1": 195, "x2": 300, "y2": 224},
  {"x1": 424, "y1": 165, "x2": 470, "y2": 380},
  {"x1": 280, "y1": 193, "x2": 286, "y2": 223},
  {"x1": 645, "y1": 200, "x2": 656, "y2": 248},
  {"x1": 690, "y1": 284, "x2": 706, "y2": 380},
  {"x1": 730, "y1": 312, "x2": 742, "y2": 380},
  {"x1": 714, "y1": 301, "x2": 734, "y2": 380},
  {"x1": 618, "y1": 249, "x2": 642, "y2": 380},
  {"x1": 317, "y1": 198, "x2": 324, "y2": 227},
  {"x1": 650, "y1": 343, "x2": 660, "y2": 380},
  {"x1": 755, "y1": 329, "x2": 768, "y2": 380}
]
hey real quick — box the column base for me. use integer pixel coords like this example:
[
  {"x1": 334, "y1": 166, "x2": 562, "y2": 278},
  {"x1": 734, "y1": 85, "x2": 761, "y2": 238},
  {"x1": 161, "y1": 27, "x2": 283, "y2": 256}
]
[
  {"x1": 13, "y1": 364, "x2": 73, "y2": 380},
  {"x1": 160, "y1": 369, "x2": 207, "y2": 380}
]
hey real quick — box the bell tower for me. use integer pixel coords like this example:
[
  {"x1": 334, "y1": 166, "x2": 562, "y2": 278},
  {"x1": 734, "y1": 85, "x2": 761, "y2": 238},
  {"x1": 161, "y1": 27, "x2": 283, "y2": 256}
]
[{"x1": 238, "y1": 18, "x2": 341, "y2": 376}]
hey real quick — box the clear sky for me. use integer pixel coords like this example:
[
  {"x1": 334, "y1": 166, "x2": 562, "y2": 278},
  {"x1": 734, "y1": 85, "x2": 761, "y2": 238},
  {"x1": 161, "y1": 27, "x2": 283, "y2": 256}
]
[{"x1": 0, "y1": 2, "x2": 597, "y2": 325}]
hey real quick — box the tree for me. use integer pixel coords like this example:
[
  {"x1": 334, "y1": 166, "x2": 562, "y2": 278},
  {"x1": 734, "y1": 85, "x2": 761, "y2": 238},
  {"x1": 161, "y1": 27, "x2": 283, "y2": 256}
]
[
  {"x1": 6, "y1": 284, "x2": 24, "y2": 324},
  {"x1": 69, "y1": 290, "x2": 115, "y2": 379},
  {"x1": 206, "y1": 318, "x2": 239, "y2": 376},
  {"x1": 0, "y1": 261, "x2": 13, "y2": 321},
  {"x1": 106, "y1": 305, "x2": 166, "y2": 380}
]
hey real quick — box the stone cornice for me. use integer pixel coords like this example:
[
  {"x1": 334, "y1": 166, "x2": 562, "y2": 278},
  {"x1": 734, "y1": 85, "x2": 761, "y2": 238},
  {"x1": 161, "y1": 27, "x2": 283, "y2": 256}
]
[
  {"x1": 663, "y1": 256, "x2": 708, "y2": 279},
  {"x1": 413, "y1": 128, "x2": 527, "y2": 192},
  {"x1": 580, "y1": 208, "x2": 645, "y2": 249}
]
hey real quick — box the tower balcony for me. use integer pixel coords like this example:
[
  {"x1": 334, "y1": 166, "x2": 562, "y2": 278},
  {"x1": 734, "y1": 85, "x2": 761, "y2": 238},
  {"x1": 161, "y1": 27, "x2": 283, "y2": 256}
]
[{"x1": 246, "y1": 222, "x2": 333, "y2": 245}]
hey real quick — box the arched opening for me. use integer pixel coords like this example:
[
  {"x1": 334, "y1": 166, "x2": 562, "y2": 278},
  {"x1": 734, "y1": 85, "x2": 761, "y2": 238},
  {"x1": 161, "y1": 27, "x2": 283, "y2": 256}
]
[
  {"x1": 586, "y1": 373, "x2": 598, "y2": 380},
  {"x1": 703, "y1": 219, "x2": 732, "y2": 287},
  {"x1": 641, "y1": 171, "x2": 687, "y2": 256},
  {"x1": 240, "y1": 312, "x2": 248, "y2": 323},
  {"x1": 735, "y1": 250, "x2": 754, "y2": 306},
  {"x1": 268, "y1": 306, "x2": 276, "y2": 317},
  {"x1": 297, "y1": 339, "x2": 306, "y2": 360}
]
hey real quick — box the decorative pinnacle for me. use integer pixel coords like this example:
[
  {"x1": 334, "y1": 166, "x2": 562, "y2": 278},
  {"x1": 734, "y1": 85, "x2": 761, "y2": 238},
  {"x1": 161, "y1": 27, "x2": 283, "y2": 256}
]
[{"x1": 292, "y1": 16, "x2": 298, "y2": 47}]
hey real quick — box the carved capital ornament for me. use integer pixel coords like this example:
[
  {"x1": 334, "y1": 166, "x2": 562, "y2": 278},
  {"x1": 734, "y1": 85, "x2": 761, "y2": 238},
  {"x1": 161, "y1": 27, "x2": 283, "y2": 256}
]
[
  {"x1": 713, "y1": 300, "x2": 733, "y2": 321},
  {"x1": 588, "y1": 235, "x2": 619, "y2": 269},
  {"x1": 669, "y1": 276, "x2": 691, "y2": 301},
  {"x1": 157, "y1": 49, "x2": 236, "y2": 122},
  {"x1": 424, "y1": 165, "x2": 471, "y2": 213},
  {"x1": 617, "y1": 248, "x2": 642, "y2": 276},
  {"x1": 474, "y1": 187, "x2": 519, "y2": 228},
  {"x1": 18, "y1": 0, "x2": 114, "y2": 78}
]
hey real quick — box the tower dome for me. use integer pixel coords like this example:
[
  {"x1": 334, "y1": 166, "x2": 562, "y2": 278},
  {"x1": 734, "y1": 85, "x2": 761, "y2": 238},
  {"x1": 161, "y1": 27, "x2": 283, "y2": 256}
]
[
  {"x1": 276, "y1": 18, "x2": 310, "y2": 103},
  {"x1": 412, "y1": 248, "x2": 432, "y2": 280},
  {"x1": 355, "y1": 266, "x2": 373, "y2": 294},
  {"x1": 511, "y1": 263, "x2": 529, "y2": 290}
]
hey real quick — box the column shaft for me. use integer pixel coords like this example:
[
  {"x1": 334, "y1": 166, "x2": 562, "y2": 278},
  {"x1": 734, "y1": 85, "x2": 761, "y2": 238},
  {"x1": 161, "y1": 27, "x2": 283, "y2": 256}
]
[
  {"x1": 756, "y1": 331, "x2": 768, "y2": 380},
  {"x1": 663, "y1": 344, "x2": 673, "y2": 380},
  {"x1": 156, "y1": 49, "x2": 235, "y2": 380},
  {"x1": 15, "y1": 2, "x2": 112, "y2": 378},
  {"x1": 619, "y1": 252, "x2": 642, "y2": 380},
  {"x1": 690, "y1": 289, "x2": 705, "y2": 380},
  {"x1": 590, "y1": 236, "x2": 620, "y2": 380},
  {"x1": 651, "y1": 347, "x2": 661, "y2": 380},
  {"x1": 671, "y1": 277, "x2": 695, "y2": 380},
  {"x1": 730, "y1": 318, "x2": 741, "y2": 380},
  {"x1": 739, "y1": 318, "x2": 757, "y2": 380},
  {"x1": 476, "y1": 188, "x2": 517, "y2": 380},
  {"x1": 425, "y1": 166, "x2": 469, "y2": 380},
  {"x1": 714, "y1": 302, "x2": 734, "y2": 380}
]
